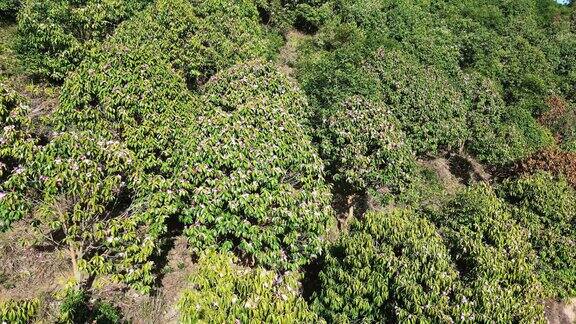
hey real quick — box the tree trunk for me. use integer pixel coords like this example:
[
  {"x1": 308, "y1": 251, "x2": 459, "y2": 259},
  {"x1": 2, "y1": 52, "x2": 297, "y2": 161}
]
[
  {"x1": 69, "y1": 247, "x2": 84, "y2": 285},
  {"x1": 347, "y1": 195, "x2": 355, "y2": 223}
]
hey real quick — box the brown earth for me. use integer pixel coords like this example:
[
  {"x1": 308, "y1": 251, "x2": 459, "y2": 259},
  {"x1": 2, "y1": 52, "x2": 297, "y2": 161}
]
[{"x1": 546, "y1": 298, "x2": 576, "y2": 324}]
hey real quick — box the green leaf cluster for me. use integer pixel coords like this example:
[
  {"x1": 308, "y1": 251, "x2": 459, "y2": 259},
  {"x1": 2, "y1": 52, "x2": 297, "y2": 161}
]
[
  {"x1": 313, "y1": 209, "x2": 463, "y2": 323},
  {"x1": 316, "y1": 95, "x2": 416, "y2": 194},
  {"x1": 0, "y1": 298, "x2": 39, "y2": 324},
  {"x1": 178, "y1": 250, "x2": 321, "y2": 323},
  {"x1": 0, "y1": 82, "x2": 37, "y2": 230},
  {"x1": 0, "y1": 0, "x2": 18, "y2": 19}
]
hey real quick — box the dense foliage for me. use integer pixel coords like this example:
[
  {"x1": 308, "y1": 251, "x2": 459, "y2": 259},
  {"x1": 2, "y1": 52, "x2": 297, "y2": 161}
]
[
  {"x1": 499, "y1": 172, "x2": 576, "y2": 298},
  {"x1": 17, "y1": 0, "x2": 152, "y2": 80},
  {"x1": 178, "y1": 251, "x2": 321, "y2": 323},
  {"x1": 315, "y1": 95, "x2": 415, "y2": 194},
  {"x1": 1, "y1": 0, "x2": 575, "y2": 322},
  {"x1": 435, "y1": 185, "x2": 545, "y2": 322},
  {"x1": 296, "y1": 0, "x2": 567, "y2": 164},
  {"x1": 174, "y1": 61, "x2": 334, "y2": 270},
  {"x1": 314, "y1": 186, "x2": 547, "y2": 323},
  {"x1": 313, "y1": 209, "x2": 462, "y2": 323},
  {"x1": 0, "y1": 83, "x2": 37, "y2": 230},
  {"x1": 0, "y1": 0, "x2": 18, "y2": 18}
]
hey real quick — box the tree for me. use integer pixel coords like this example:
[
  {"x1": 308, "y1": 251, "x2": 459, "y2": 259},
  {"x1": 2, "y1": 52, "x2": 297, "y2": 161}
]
[{"x1": 1, "y1": 132, "x2": 170, "y2": 292}]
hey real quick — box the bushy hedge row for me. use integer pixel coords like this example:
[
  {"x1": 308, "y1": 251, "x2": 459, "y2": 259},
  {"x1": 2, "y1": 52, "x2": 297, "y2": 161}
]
[
  {"x1": 173, "y1": 61, "x2": 334, "y2": 271},
  {"x1": 178, "y1": 251, "x2": 321, "y2": 323},
  {"x1": 17, "y1": 0, "x2": 152, "y2": 80}
]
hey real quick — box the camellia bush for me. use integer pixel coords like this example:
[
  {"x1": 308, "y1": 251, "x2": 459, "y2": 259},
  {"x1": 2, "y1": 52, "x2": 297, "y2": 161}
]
[
  {"x1": 312, "y1": 209, "x2": 463, "y2": 323},
  {"x1": 367, "y1": 48, "x2": 469, "y2": 155},
  {"x1": 16, "y1": 0, "x2": 152, "y2": 80},
  {"x1": 178, "y1": 251, "x2": 321, "y2": 323},
  {"x1": 0, "y1": 298, "x2": 39, "y2": 323},
  {"x1": 202, "y1": 60, "x2": 311, "y2": 123},
  {"x1": 172, "y1": 61, "x2": 334, "y2": 271},
  {"x1": 498, "y1": 172, "x2": 576, "y2": 298},
  {"x1": 436, "y1": 185, "x2": 545, "y2": 322},
  {"x1": 55, "y1": 38, "x2": 194, "y2": 173},
  {"x1": 315, "y1": 95, "x2": 416, "y2": 194},
  {"x1": 314, "y1": 186, "x2": 546, "y2": 323},
  {"x1": 463, "y1": 72, "x2": 554, "y2": 165},
  {"x1": 56, "y1": 0, "x2": 281, "y2": 172}
]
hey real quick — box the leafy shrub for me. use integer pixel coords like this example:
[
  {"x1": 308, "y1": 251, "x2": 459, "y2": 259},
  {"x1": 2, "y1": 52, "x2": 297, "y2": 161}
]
[
  {"x1": 436, "y1": 185, "x2": 545, "y2": 322},
  {"x1": 55, "y1": 39, "x2": 194, "y2": 173},
  {"x1": 499, "y1": 172, "x2": 576, "y2": 298},
  {"x1": 2, "y1": 132, "x2": 168, "y2": 291},
  {"x1": 368, "y1": 49, "x2": 469, "y2": 155},
  {"x1": 295, "y1": 25, "x2": 380, "y2": 112},
  {"x1": 463, "y1": 73, "x2": 553, "y2": 164},
  {"x1": 47, "y1": 0, "x2": 284, "y2": 290},
  {"x1": 254, "y1": 0, "x2": 332, "y2": 31},
  {"x1": 178, "y1": 251, "x2": 321, "y2": 323},
  {"x1": 104, "y1": 0, "x2": 280, "y2": 88},
  {"x1": 315, "y1": 95, "x2": 415, "y2": 194},
  {"x1": 314, "y1": 187, "x2": 547, "y2": 323},
  {"x1": 173, "y1": 61, "x2": 334, "y2": 270},
  {"x1": 313, "y1": 209, "x2": 462, "y2": 323},
  {"x1": 0, "y1": 298, "x2": 39, "y2": 324},
  {"x1": 56, "y1": 0, "x2": 280, "y2": 170},
  {"x1": 17, "y1": 0, "x2": 152, "y2": 80},
  {"x1": 551, "y1": 31, "x2": 576, "y2": 101},
  {"x1": 187, "y1": 0, "x2": 282, "y2": 85},
  {"x1": 202, "y1": 60, "x2": 310, "y2": 123}
]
